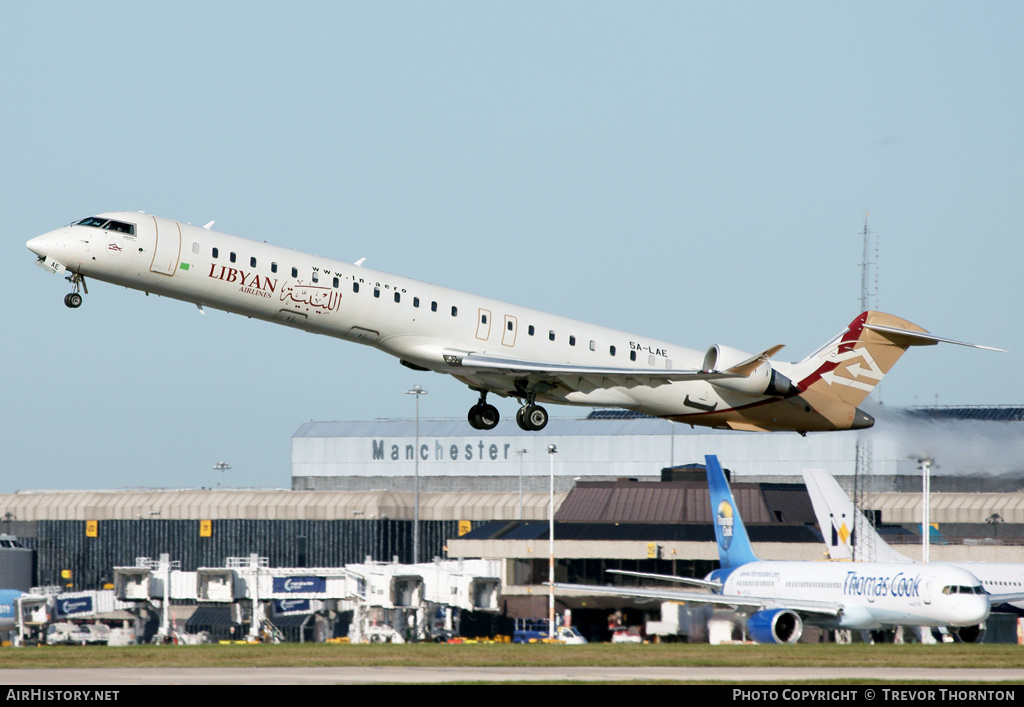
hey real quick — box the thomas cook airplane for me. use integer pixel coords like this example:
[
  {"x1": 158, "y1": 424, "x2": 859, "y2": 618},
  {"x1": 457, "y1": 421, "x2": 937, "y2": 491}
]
[
  {"x1": 554, "y1": 456, "x2": 992, "y2": 643},
  {"x1": 803, "y1": 468, "x2": 1024, "y2": 621},
  {"x1": 26, "y1": 212, "x2": 1001, "y2": 433}
]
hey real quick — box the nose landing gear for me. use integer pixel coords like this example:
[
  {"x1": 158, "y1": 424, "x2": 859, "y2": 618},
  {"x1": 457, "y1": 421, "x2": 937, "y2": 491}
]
[{"x1": 63, "y1": 273, "x2": 87, "y2": 309}]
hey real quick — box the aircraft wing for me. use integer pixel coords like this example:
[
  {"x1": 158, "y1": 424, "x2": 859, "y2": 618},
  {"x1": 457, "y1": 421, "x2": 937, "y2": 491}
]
[
  {"x1": 988, "y1": 590, "x2": 1024, "y2": 607},
  {"x1": 606, "y1": 569, "x2": 722, "y2": 591},
  {"x1": 552, "y1": 583, "x2": 843, "y2": 617},
  {"x1": 444, "y1": 350, "x2": 743, "y2": 390}
]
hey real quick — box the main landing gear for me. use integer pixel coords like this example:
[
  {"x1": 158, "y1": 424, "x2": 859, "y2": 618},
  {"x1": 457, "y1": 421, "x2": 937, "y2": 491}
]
[
  {"x1": 468, "y1": 392, "x2": 500, "y2": 431},
  {"x1": 516, "y1": 403, "x2": 549, "y2": 431},
  {"x1": 63, "y1": 273, "x2": 87, "y2": 309},
  {"x1": 467, "y1": 391, "x2": 549, "y2": 431}
]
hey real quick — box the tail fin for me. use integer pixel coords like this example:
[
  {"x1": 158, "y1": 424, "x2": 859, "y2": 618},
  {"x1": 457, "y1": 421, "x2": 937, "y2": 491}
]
[
  {"x1": 790, "y1": 311, "x2": 1003, "y2": 409},
  {"x1": 791, "y1": 312, "x2": 926, "y2": 408},
  {"x1": 705, "y1": 455, "x2": 758, "y2": 568},
  {"x1": 802, "y1": 469, "x2": 910, "y2": 563}
]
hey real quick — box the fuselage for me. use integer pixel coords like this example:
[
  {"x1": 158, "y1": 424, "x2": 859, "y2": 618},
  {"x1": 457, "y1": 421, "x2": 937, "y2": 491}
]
[
  {"x1": 717, "y1": 560, "x2": 989, "y2": 630},
  {"x1": 27, "y1": 212, "x2": 872, "y2": 431},
  {"x1": 938, "y1": 562, "x2": 1024, "y2": 614}
]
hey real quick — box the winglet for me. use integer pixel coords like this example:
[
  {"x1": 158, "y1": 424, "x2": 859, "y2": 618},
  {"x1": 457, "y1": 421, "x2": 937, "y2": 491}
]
[{"x1": 705, "y1": 455, "x2": 758, "y2": 568}]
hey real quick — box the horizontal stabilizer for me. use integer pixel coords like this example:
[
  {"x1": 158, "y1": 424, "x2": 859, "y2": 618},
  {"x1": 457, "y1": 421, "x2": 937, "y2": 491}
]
[{"x1": 864, "y1": 323, "x2": 1006, "y2": 352}]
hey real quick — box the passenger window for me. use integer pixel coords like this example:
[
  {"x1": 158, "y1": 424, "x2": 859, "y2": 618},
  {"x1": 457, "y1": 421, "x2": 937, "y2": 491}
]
[
  {"x1": 212, "y1": 247, "x2": 219, "y2": 258},
  {"x1": 353, "y1": 283, "x2": 360, "y2": 293},
  {"x1": 481, "y1": 314, "x2": 488, "y2": 324},
  {"x1": 630, "y1": 351, "x2": 637, "y2": 362},
  {"x1": 413, "y1": 297, "x2": 420, "y2": 308},
  {"x1": 569, "y1": 336, "x2": 576, "y2": 346},
  {"x1": 291, "y1": 267, "x2": 298, "y2": 278},
  {"x1": 271, "y1": 262, "x2": 278, "y2": 273},
  {"x1": 312, "y1": 272, "x2": 319, "y2": 283},
  {"x1": 589, "y1": 340, "x2": 595, "y2": 351},
  {"x1": 508, "y1": 321, "x2": 514, "y2": 331},
  {"x1": 394, "y1": 292, "x2": 401, "y2": 303},
  {"x1": 549, "y1": 330, "x2": 555, "y2": 341},
  {"x1": 609, "y1": 345, "x2": 616, "y2": 356},
  {"x1": 431, "y1": 301, "x2": 438, "y2": 312},
  {"x1": 451, "y1": 306, "x2": 458, "y2": 317},
  {"x1": 528, "y1": 325, "x2": 535, "y2": 336},
  {"x1": 192, "y1": 242, "x2": 199, "y2": 254},
  {"x1": 333, "y1": 277, "x2": 339, "y2": 288},
  {"x1": 250, "y1": 257, "x2": 257, "y2": 268},
  {"x1": 230, "y1": 252, "x2": 236, "y2": 263},
  {"x1": 374, "y1": 288, "x2": 380, "y2": 298}
]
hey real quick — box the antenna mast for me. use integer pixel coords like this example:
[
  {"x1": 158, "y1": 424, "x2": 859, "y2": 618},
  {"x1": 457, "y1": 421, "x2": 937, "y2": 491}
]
[
  {"x1": 853, "y1": 213, "x2": 879, "y2": 561},
  {"x1": 860, "y1": 213, "x2": 878, "y2": 313}
]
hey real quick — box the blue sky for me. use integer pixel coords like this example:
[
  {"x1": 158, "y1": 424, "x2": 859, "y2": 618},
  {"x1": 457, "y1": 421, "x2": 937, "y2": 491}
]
[{"x1": 3, "y1": 2, "x2": 1022, "y2": 492}]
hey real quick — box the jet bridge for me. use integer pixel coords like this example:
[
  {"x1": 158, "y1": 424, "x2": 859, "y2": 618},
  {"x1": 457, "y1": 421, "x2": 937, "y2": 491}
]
[{"x1": 107, "y1": 554, "x2": 501, "y2": 643}]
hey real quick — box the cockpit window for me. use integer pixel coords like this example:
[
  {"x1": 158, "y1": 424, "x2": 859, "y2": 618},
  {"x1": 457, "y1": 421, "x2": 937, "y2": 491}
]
[
  {"x1": 75, "y1": 217, "x2": 136, "y2": 236},
  {"x1": 104, "y1": 220, "x2": 135, "y2": 235},
  {"x1": 943, "y1": 585, "x2": 985, "y2": 595}
]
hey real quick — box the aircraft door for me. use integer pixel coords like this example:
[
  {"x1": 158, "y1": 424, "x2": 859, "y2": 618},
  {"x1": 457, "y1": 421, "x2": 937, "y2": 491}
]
[
  {"x1": 150, "y1": 216, "x2": 182, "y2": 276},
  {"x1": 502, "y1": 315, "x2": 517, "y2": 347},
  {"x1": 476, "y1": 309, "x2": 491, "y2": 341}
]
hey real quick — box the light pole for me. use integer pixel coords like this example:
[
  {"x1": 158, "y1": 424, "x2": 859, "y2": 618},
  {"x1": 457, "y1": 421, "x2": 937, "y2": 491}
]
[
  {"x1": 547, "y1": 443, "x2": 557, "y2": 640},
  {"x1": 919, "y1": 457, "x2": 932, "y2": 563},
  {"x1": 406, "y1": 385, "x2": 427, "y2": 564},
  {"x1": 514, "y1": 448, "x2": 528, "y2": 521}
]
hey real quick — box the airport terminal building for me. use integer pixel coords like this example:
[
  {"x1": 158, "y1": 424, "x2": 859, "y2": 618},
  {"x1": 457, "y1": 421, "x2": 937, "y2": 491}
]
[
  {"x1": 291, "y1": 407, "x2": 1024, "y2": 493},
  {"x1": 3, "y1": 405, "x2": 1023, "y2": 642}
]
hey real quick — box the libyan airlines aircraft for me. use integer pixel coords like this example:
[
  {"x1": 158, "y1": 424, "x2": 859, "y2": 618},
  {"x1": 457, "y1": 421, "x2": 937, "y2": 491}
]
[
  {"x1": 555, "y1": 456, "x2": 993, "y2": 643},
  {"x1": 26, "y1": 211, "x2": 1000, "y2": 433}
]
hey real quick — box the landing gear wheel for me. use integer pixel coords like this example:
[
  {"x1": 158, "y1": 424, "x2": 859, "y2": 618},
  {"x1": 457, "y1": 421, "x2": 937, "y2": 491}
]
[
  {"x1": 64, "y1": 292, "x2": 82, "y2": 309},
  {"x1": 477, "y1": 404, "x2": 499, "y2": 430},
  {"x1": 517, "y1": 404, "x2": 549, "y2": 431},
  {"x1": 468, "y1": 404, "x2": 500, "y2": 430}
]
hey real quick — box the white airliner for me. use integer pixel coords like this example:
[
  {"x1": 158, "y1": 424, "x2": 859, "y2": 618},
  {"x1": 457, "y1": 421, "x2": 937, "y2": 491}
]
[
  {"x1": 26, "y1": 212, "x2": 1000, "y2": 433},
  {"x1": 803, "y1": 468, "x2": 1024, "y2": 617},
  {"x1": 554, "y1": 455, "x2": 992, "y2": 644}
]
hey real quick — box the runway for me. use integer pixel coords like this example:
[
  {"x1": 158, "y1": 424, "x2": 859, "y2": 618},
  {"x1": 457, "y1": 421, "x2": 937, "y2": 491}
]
[{"x1": 2, "y1": 666, "x2": 1023, "y2": 684}]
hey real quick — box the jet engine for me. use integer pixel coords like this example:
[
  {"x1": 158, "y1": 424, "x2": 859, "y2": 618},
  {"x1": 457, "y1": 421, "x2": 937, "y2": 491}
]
[
  {"x1": 745, "y1": 609, "x2": 803, "y2": 644},
  {"x1": 702, "y1": 345, "x2": 794, "y2": 397}
]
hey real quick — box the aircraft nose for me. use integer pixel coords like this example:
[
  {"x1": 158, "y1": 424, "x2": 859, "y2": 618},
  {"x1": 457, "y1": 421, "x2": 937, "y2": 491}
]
[{"x1": 27, "y1": 233, "x2": 55, "y2": 258}]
